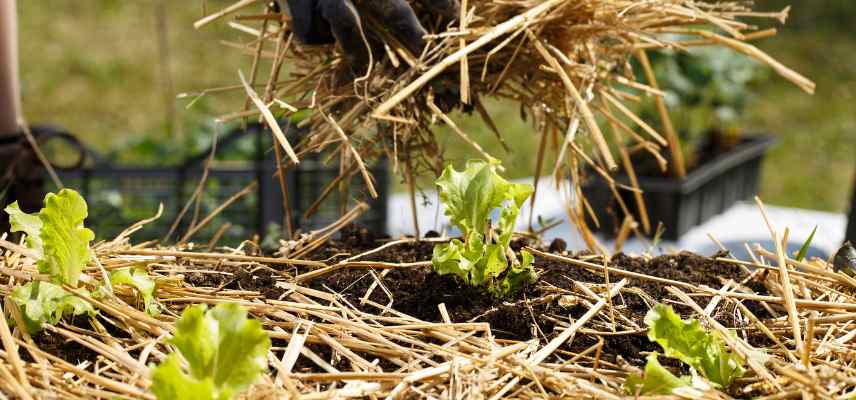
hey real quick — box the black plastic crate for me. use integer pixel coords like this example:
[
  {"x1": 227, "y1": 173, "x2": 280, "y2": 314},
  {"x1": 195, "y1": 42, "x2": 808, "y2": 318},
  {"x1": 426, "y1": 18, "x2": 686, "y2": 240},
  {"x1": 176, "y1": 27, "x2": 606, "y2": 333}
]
[
  {"x1": 582, "y1": 135, "x2": 776, "y2": 241},
  {"x1": 50, "y1": 123, "x2": 387, "y2": 245}
]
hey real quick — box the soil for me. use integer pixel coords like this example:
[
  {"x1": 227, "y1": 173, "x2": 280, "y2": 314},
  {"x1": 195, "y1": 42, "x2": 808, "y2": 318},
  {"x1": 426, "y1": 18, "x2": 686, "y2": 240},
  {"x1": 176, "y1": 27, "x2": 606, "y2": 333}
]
[
  {"x1": 22, "y1": 316, "x2": 104, "y2": 365},
  {"x1": 261, "y1": 226, "x2": 769, "y2": 367},
  {"x1": 44, "y1": 225, "x2": 772, "y2": 370}
]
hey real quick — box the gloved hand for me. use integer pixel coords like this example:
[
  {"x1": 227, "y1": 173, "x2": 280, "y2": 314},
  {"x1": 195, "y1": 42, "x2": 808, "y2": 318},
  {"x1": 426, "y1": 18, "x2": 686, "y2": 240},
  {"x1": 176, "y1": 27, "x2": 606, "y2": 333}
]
[{"x1": 279, "y1": 0, "x2": 459, "y2": 76}]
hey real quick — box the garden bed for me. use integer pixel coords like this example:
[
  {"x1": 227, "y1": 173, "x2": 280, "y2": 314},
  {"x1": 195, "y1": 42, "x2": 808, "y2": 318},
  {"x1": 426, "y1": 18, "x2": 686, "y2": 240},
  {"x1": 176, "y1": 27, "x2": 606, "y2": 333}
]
[{"x1": 2, "y1": 220, "x2": 855, "y2": 399}]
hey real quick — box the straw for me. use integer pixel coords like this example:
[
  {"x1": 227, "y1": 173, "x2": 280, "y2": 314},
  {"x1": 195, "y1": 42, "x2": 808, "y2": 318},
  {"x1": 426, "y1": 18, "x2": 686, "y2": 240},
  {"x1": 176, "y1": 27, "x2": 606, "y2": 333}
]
[{"x1": 198, "y1": 0, "x2": 813, "y2": 239}]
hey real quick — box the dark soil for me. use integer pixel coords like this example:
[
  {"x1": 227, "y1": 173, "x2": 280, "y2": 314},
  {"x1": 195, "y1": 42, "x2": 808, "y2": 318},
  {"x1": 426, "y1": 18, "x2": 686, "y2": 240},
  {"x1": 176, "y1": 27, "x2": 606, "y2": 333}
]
[
  {"x1": 22, "y1": 316, "x2": 104, "y2": 365},
  {"x1": 180, "y1": 225, "x2": 773, "y2": 367},
  {"x1": 27, "y1": 332, "x2": 100, "y2": 365},
  {"x1": 175, "y1": 225, "x2": 774, "y2": 369},
  {"x1": 42, "y1": 225, "x2": 770, "y2": 369},
  {"x1": 277, "y1": 228, "x2": 771, "y2": 367}
]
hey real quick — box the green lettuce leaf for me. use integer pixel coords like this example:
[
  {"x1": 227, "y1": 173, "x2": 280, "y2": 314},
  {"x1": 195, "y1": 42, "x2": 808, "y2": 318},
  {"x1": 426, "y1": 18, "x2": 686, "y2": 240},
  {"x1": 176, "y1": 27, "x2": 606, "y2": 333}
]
[
  {"x1": 151, "y1": 354, "x2": 216, "y2": 400},
  {"x1": 625, "y1": 353, "x2": 692, "y2": 395},
  {"x1": 431, "y1": 160, "x2": 536, "y2": 298},
  {"x1": 4, "y1": 189, "x2": 96, "y2": 333},
  {"x1": 432, "y1": 239, "x2": 470, "y2": 283},
  {"x1": 645, "y1": 304, "x2": 745, "y2": 387},
  {"x1": 492, "y1": 250, "x2": 536, "y2": 298},
  {"x1": 5, "y1": 202, "x2": 44, "y2": 256},
  {"x1": 111, "y1": 267, "x2": 159, "y2": 315},
  {"x1": 11, "y1": 282, "x2": 96, "y2": 333},
  {"x1": 436, "y1": 160, "x2": 530, "y2": 235},
  {"x1": 38, "y1": 189, "x2": 95, "y2": 287},
  {"x1": 496, "y1": 183, "x2": 533, "y2": 248},
  {"x1": 480, "y1": 244, "x2": 508, "y2": 285},
  {"x1": 150, "y1": 303, "x2": 270, "y2": 400}
]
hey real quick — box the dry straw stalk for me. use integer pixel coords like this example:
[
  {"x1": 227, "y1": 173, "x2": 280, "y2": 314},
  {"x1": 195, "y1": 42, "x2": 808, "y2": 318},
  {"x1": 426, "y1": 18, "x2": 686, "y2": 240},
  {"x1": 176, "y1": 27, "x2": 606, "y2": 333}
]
[{"x1": 196, "y1": 0, "x2": 813, "y2": 239}]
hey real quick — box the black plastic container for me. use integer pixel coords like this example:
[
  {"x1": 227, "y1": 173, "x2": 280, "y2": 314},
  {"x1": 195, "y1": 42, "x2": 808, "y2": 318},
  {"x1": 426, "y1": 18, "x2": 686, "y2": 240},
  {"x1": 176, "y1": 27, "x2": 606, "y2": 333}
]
[
  {"x1": 583, "y1": 135, "x2": 776, "y2": 241},
  {"x1": 50, "y1": 123, "x2": 388, "y2": 245}
]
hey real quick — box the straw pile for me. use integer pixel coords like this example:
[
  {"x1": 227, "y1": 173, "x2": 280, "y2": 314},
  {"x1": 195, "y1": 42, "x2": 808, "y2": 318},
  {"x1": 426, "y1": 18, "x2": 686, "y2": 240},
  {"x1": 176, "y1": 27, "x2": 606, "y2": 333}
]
[
  {"x1": 1, "y1": 203, "x2": 856, "y2": 399},
  {"x1": 194, "y1": 0, "x2": 812, "y2": 237}
]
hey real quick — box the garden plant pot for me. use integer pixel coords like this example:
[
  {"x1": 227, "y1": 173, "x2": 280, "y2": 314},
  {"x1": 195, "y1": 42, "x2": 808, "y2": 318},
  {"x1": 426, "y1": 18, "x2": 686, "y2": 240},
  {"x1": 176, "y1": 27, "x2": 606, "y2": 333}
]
[{"x1": 583, "y1": 134, "x2": 777, "y2": 241}]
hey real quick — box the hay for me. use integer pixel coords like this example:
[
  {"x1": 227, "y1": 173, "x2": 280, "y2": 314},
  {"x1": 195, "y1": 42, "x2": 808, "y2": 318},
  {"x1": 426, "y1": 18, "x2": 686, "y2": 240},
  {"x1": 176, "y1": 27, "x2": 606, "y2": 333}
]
[
  {"x1": 1, "y1": 203, "x2": 856, "y2": 398},
  {"x1": 195, "y1": 0, "x2": 812, "y2": 239}
]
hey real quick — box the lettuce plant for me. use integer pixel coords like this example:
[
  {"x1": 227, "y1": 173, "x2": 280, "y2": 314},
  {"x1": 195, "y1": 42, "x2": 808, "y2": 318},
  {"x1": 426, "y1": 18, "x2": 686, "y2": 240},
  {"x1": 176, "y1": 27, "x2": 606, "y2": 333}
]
[
  {"x1": 624, "y1": 353, "x2": 692, "y2": 396},
  {"x1": 625, "y1": 304, "x2": 747, "y2": 395},
  {"x1": 150, "y1": 303, "x2": 271, "y2": 400},
  {"x1": 11, "y1": 282, "x2": 95, "y2": 333},
  {"x1": 7, "y1": 189, "x2": 94, "y2": 286},
  {"x1": 111, "y1": 267, "x2": 159, "y2": 315},
  {"x1": 431, "y1": 160, "x2": 536, "y2": 297},
  {"x1": 5, "y1": 189, "x2": 96, "y2": 332}
]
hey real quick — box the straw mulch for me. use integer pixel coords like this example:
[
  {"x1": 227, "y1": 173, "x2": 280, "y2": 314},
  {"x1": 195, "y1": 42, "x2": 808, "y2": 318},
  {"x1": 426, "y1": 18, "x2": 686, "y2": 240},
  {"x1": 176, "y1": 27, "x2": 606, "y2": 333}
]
[
  {"x1": 195, "y1": 0, "x2": 813, "y2": 238},
  {"x1": 1, "y1": 208, "x2": 856, "y2": 399}
]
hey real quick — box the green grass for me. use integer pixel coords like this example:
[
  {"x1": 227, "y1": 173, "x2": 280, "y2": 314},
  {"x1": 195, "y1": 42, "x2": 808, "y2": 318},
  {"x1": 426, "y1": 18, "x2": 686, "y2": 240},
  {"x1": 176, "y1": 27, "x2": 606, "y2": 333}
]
[
  {"x1": 749, "y1": 30, "x2": 856, "y2": 212},
  {"x1": 17, "y1": 2, "x2": 856, "y2": 213},
  {"x1": 19, "y1": 1, "x2": 244, "y2": 150}
]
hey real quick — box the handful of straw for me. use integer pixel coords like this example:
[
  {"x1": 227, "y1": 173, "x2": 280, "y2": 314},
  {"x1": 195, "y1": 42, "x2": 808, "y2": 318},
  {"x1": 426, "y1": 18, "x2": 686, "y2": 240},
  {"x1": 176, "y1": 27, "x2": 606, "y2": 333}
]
[{"x1": 197, "y1": 0, "x2": 812, "y2": 237}]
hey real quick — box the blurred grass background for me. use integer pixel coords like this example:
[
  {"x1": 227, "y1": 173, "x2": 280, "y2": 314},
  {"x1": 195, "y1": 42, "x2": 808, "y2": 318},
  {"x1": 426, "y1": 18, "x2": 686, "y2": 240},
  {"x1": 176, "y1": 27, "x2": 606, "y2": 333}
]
[{"x1": 18, "y1": 1, "x2": 856, "y2": 212}]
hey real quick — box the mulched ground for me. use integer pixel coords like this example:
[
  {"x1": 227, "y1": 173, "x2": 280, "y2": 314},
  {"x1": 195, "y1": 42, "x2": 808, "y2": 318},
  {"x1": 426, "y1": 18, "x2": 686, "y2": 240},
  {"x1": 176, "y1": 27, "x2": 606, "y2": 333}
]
[{"x1": 41, "y1": 225, "x2": 771, "y2": 368}]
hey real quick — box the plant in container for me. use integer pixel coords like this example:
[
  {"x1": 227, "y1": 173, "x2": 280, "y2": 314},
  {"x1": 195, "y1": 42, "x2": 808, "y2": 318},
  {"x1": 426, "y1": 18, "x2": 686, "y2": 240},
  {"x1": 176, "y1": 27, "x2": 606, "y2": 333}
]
[{"x1": 584, "y1": 46, "x2": 777, "y2": 240}]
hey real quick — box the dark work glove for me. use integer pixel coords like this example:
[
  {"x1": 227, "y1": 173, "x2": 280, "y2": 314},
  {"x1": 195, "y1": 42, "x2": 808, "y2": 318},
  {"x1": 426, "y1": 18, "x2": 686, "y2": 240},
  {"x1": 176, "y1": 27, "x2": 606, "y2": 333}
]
[{"x1": 280, "y1": 0, "x2": 459, "y2": 76}]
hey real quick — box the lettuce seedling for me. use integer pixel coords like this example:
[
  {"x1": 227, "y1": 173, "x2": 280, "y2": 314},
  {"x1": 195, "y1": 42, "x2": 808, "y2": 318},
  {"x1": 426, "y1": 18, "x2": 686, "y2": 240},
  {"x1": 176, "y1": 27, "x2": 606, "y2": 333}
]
[
  {"x1": 111, "y1": 267, "x2": 159, "y2": 315},
  {"x1": 431, "y1": 160, "x2": 536, "y2": 297},
  {"x1": 7, "y1": 189, "x2": 94, "y2": 287},
  {"x1": 624, "y1": 304, "x2": 747, "y2": 395},
  {"x1": 624, "y1": 353, "x2": 692, "y2": 395},
  {"x1": 150, "y1": 303, "x2": 271, "y2": 400},
  {"x1": 5, "y1": 189, "x2": 96, "y2": 332},
  {"x1": 11, "y1": 282, "x2": 95, "y2": 334},
  {"x1": 646, "y1": 304, "x2": 745, "y2": 387}
]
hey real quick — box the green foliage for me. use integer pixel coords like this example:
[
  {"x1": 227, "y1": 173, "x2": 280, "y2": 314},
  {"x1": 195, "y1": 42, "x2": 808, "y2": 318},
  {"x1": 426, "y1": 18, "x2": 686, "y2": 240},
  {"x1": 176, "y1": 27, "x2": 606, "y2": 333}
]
[
  {"x1": 431, "y1": 160, "x2": 536, "y2": 297},
  {"x1": 646, "y1": 304, "x2": 746, "y2": 387},
  {"x1": 7, "y1": 189, "x2": 95, "y2": 287},
  {"x1": 796, "y1": 226, "x2": 818, "y2": 262},
  {"x1": 111, "y1": 268, "x2": 159, "y2": 315},
  {"x1": 150, "y1": 303, "x2": 271, "y2": 400},
  {"x1": 11, "y1": 282, "x2": 96, "y2": 333},
  {"x1": 5, "y1": 203, "x2": 44, "y2": 255},
  {"x1": 642, "y1": 46, "x2": 767, "y2": 139},
  {"x1": 260, "y1": 223, "x2": 284, "y2": 253},
  {"x1": 37, "y1": 190, "x2": 96, "y2": 287},
  {"x1": 625, "y1": 304, "x2": 746, "y2": 393},
  {"x1": 5, "y1": 189, "x2": 96, "y2": 332},
  {"x1": 624, "y1": 353, "x2": 692, "y2": 395}
]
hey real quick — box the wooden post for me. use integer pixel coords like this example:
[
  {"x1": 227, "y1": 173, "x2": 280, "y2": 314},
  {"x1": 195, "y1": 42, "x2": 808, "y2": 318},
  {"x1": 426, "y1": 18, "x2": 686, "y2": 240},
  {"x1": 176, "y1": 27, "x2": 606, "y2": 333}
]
[{"x1": 0, "y1": 0, "x2": 20, "y2": 136}]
